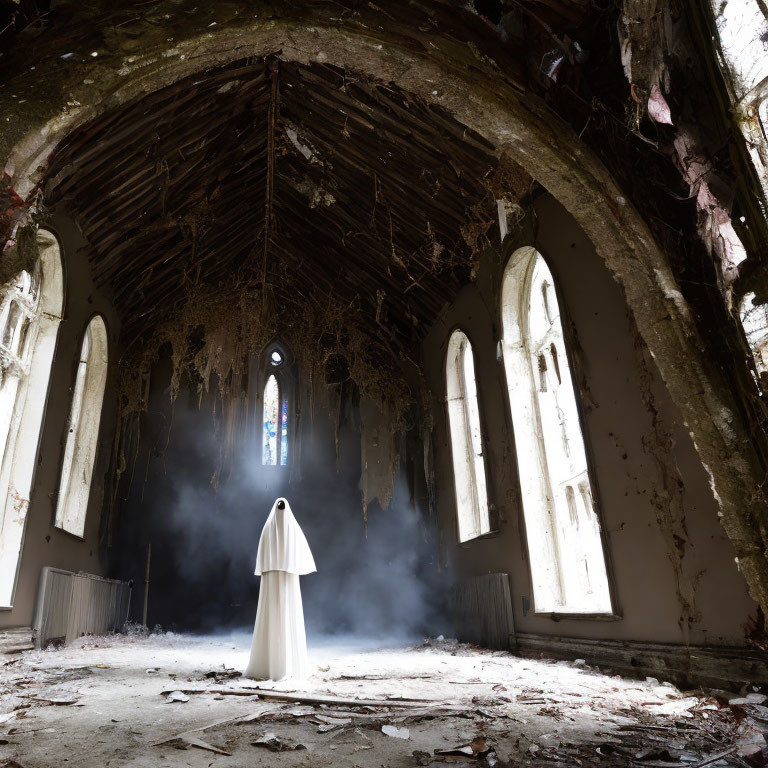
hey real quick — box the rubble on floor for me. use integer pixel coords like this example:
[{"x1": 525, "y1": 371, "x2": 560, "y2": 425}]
[{"x1": 0, "y1": 632, "x2": 765, "y2": 767}]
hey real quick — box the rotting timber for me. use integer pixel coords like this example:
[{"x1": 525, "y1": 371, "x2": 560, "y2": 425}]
[
  {"x1": 3, "y1": 0, "x2": 768, "y2": 628},
  {"x1": 43, "y1": 57, "x2": 500, "y2": 351},
  {"x1": 40, "y1": 54, "x2": 512, "y2": 536}
]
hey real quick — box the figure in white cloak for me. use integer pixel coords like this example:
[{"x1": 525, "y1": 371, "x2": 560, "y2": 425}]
[{"x1": 245, "y1": 497, "x2": 316, "y2": 681}]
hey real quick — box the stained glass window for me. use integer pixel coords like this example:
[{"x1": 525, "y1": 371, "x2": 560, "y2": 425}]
[
  {"x1": 280, "y1": 398, "x2": 288, "y2": 466},
  {"x1": 263, "y1": 375, "x2": 279, "y2": 466}
]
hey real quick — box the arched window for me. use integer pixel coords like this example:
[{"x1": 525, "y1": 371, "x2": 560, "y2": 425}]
[
  {"x1": 740, "y1": 292, "x2": 768, "y2": 387},
  {"x1": 262, "y1": 342, "x2": 290, "y2": 466},
  {"x1": 0, "y1": 262, "x2": 41, "y2": 463},
  {"x1": 446, "y1": 330, "x2": 490, "y2": 542},
  {"x1": 0, "y1": 229, "x2": 64, "y2": 607},
  {"x1": 54, "y1": 315, "x2": 108, "y2": 538},
  {"x1": 501, "y1": 247, "x2": 611, "y2": 614}
]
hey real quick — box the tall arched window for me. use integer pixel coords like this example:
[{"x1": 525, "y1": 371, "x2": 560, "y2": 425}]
[
  {"x1": 262, "y1": 342, "x2": 290, "y2": 466},
  {"x1": 740, "y1": 292, "x2": 768, "y2": 382},
  {"x1": 0, "y1": 229, "x2": 64, "y2": 607},
  {"x1": 54, "y1": 315, "x2": 108, "y2": 538},
  {"x1": 446, "y1": 330, "x2": 490, "y2": 542},
  {"x1": 0, "y1": 262, "x2": 41, "y2": 463},
  {"x1": 501, "y1": 247, "x2": 611, "y2": 614}
]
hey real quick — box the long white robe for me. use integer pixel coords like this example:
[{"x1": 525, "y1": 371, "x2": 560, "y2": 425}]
[{"x1": 245, "y1": 498, "x2": 316, "y2": 681}]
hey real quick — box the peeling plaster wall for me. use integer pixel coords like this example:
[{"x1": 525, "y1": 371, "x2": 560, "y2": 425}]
[
  {"x1": 3, "y1": 8, "x2": 768, "y2": 616},
  {"x1": 107, "y1": 351, "x2": 445, "y2": 636},
  {"x1": 425, "y1": 194, "x2": 756, "y2": 647},
  {"x1": 0, "y1": 213, "x2": 119, "y2": 630}
]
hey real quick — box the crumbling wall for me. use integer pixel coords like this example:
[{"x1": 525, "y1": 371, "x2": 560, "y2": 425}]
[
  {"x1": 359, "y1": 395, "x2": 400, "y2": 525},
  {"x1": 1, "y1": 0, "x2": 767, "y2": 624},
  {"x1": 632, "y1": 330, "x2": 700, "y2": 644},
  {"x1": 108, "y1": 329, "x2": 446, "y2": 635},
  {"x1": 424, "y1": 194, "x2": 756, "y2": 647},
  {"x1": 0, "y1": 214, "x2": 119, "y2": 630},
  {"x1": 108, "y1": 258, "x2": 418, "y2": 536}
]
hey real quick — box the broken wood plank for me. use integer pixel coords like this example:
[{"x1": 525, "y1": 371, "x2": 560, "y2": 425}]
[
  {"x1": 159, "y1": 687, "x2": 439, "y2": 708},
  {"x1": 0, "y1": 628, "x2": 34, "y2": 656},
  {"x1": 154, "y1": 713, "x2": 247, "y2": 755},
  {"x1": 338, "y1": 673, "x2": 434, "y2": 680},
  {"x1": 22, "y1": 696, "x2": 78, "y2": 706},
  {"x1": 156, "y1": 733, "x2": 232, "y2": 756},
  {"x1": 692, "y1": 747, "x2": 738, "y2": 767}
]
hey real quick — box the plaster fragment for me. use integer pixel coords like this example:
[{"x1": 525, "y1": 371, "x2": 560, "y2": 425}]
[{"x1": 648, "y1": 84, "x2": 673, "y2": 124}]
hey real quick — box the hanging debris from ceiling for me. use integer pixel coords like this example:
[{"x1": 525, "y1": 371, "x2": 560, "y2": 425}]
[{"x1": 30, "y1": 53, "x2": 521, "y2": 532}]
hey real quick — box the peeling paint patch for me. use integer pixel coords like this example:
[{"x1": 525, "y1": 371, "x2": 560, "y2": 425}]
[{"x1": 633, "y1": 329, "x2": 702, "y2": 641}]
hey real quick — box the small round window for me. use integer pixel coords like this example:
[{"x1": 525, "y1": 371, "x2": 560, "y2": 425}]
[{"x1": 270, "y1": 350, "x2": 283, "y2": 366}]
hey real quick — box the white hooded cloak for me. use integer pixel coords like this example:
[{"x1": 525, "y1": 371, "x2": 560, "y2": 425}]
[{"x1": 245, "y1": 498, "x2": 316, "y2": 681}]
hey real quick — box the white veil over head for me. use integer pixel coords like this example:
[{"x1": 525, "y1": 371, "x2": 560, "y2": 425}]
[{"x1": 254, "y1": 497, "x2": 316, "y2": 576}]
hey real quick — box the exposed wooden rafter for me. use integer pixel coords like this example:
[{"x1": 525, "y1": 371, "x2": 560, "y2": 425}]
[{"x1": 43, "y1": 57, "x2": 498, "y2": 356}]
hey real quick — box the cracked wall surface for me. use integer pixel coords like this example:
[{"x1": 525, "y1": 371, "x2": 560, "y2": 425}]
[
  {"x1": 424, "y1": 195, "x2": 756, "y2": 647},
  {"x1": 1, "y1": 1, "x2": 767, "y2": 634}
]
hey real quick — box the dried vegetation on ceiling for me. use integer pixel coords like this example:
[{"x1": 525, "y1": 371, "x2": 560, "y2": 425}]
[
  {"x1": 43, "y1": 56, "x2": 505, "y2": 420},
  {"x1": 36, "y1": 47, "x2": 530, "y2": 528}
]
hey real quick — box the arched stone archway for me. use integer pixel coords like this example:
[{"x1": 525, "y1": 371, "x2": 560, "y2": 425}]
[
  {"x1": 0, "y1": 228, "x2": 64, "y2": 607},
  {"x1": 2, "y1": 6, "x2": 767, "y2": 613}
]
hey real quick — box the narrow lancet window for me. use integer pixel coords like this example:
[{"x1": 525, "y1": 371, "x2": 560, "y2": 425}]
[
  {"x1": 446, "y1": 330, "x2": 491, "y2": 542},
  {"x1": 501, "y1": 247, "x2": 611, "y2": 613},
  {"x1": 280, "y1": 397, "x2": 289, "y2": 466},
  {"x1": 260, "y1": 342, "x2": 291, "y2": 467},
  {"x1": 55, "y1": 315, "x2": 108, "y2": 538},
  {"x1": 263, "y1": 374, "x2": 280, "y2": 466}
]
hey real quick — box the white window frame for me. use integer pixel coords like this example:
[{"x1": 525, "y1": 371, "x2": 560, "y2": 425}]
[
  {"x1": 54, "y1": 314, "x2": 108, "y2": 539},
  {"x1": 501, "y1": 246, "x2": 613, "y2": 615},
  {"x1": 0, "y1": 261, "x2": 41, "y2": 468},
  {"x1": 445, "y1": 329, "x2": 491, "y2": 543},
  {"x1": 0, "y1": 229, "x2": 64, "y2": 608},
  {"x1": 261, "y1": 342, "x2": 291, "y2": 467}
]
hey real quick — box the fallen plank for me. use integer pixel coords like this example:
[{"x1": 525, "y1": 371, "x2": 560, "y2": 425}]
[
  {"x1": 22, "y1": 696, "x2": 78, "y2": 706},
  {"x1": 0, "y1": 628, "x2": 34, "y2": 655},
  {"x1": 692, "y1": 747, "x2": 738, "y2": 767},
  {"x1": 159, "y1": 688, "x2": 439, "y2": 708},
  {"x1": 154, "y1": 713, "x2": 246, "y2": 755},
  {"x1": 157, "y1": 734, "x2": 232, "y2": 756},
  {"x1": 0, "y1": 645, "x2": 34, "y2": 655},
  {"x1": 237, "y1": 705, "x2": 469, "y2": 726},
  {"x1": 339, "y1": 673, "x2": 434, "y2": 680},
  {"x1": 153, "y1": 699, "x2": 472, "y2": 757}
]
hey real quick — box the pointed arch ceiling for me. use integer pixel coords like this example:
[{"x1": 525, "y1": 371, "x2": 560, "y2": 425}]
[{"x1": 44, "y1": 56, "x2": 501, "y2": 348}]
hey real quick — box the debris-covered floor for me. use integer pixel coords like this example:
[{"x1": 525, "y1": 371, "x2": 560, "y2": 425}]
[{"x1": 0, "y1": 632, "x2": 766, "y2": 767}]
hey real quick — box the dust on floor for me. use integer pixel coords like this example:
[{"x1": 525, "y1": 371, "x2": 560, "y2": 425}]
[{"x1": 0, "y1": 631, "x2": 765, "y2": 767}]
